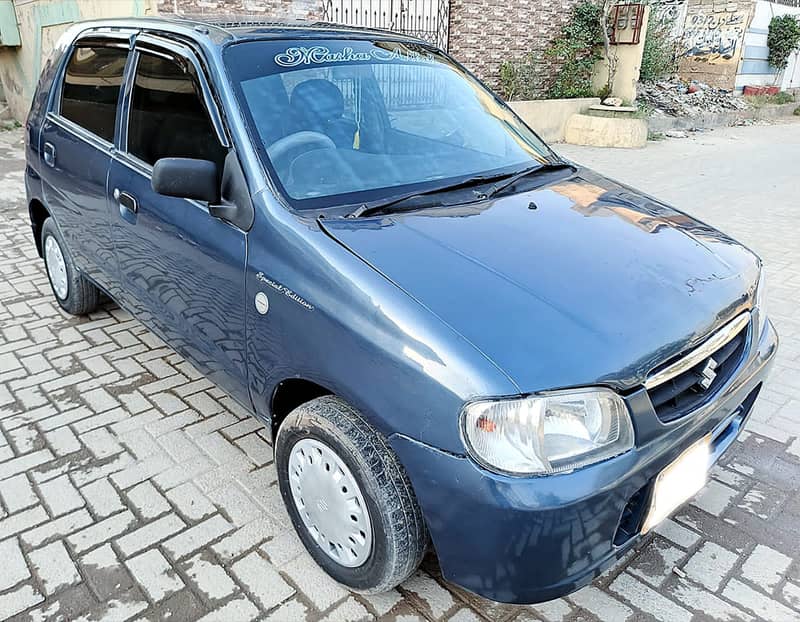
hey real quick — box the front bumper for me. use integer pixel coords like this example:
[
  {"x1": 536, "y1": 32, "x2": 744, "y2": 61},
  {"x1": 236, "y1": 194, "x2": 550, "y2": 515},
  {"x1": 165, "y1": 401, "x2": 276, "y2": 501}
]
[{"x1": 390, "y1": 320, "x2": 778, "y2": 604}]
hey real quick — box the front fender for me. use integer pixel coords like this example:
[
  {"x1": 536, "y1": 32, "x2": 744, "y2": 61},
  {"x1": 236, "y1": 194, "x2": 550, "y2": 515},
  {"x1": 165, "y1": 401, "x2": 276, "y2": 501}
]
[{"x1": 245, "y1": 191, "x2": 518, "y2": 454}]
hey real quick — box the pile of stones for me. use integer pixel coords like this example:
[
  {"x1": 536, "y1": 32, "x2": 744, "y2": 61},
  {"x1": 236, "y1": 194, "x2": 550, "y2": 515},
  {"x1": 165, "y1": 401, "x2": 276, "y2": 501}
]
[{"x1": 637, "y1": 79, "x2": 750, "y2": 117}]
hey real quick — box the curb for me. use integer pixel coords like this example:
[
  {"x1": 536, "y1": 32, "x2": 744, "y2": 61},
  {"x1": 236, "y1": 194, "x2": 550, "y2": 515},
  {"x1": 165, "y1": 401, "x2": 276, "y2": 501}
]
[{"x1": 646, "y1": 102, "x2": 798, "y2": 132}]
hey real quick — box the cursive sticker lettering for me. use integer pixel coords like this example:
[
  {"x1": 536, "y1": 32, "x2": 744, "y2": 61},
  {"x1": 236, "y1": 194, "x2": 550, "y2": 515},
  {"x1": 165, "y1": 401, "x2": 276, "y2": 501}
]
[
  {"x1": 274, "y1": 45, "x2": 435, "y2": 67},
  {"x1": 255, "y1": 272, "x2": 315, "y2": 311}
]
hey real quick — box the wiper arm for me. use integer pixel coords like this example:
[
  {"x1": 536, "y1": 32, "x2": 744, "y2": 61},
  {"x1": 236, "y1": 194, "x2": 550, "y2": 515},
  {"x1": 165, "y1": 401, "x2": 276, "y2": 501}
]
[
  {"x1": 481, "y1": 160, "x2": 575, "y2": 200},
  {"x1": 347, "y1": 171, "x2": 518, "y2": 218}
]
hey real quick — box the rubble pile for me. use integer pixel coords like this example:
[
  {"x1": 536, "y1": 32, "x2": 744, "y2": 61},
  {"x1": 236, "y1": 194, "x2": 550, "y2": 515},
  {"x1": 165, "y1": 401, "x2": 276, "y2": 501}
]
[{"x1": 637, "y1": 79, "x2": 749, "y2": 117}]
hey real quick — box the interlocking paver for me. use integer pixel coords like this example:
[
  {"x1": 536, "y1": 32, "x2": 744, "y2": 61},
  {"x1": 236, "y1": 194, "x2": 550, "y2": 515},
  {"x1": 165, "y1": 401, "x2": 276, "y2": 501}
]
[
  {"x1": 67, "y1": 510, "x2": 136, "y2": 553},
  {"x1": 163, "y1": 513, "x2": 234, "y2": 560},
  {"x1": 2, "y1": 122, "x2": 800, "y2": 620},
  {"x1": 80, "y1": 477, "x2": 125, "y2": 518},
  {"x1": 682, "y1": 541, "x2": 740, "y2": 592},
  {"x1": 610, "y1": 573, "x2": 693, "y2": 622},
  {"x1": 21, "y1": 508, "x2": 94, "y2": 548},
  {"x1": 38, "y1": 473, "x2": 85, "y2": 516},
  {"x1": 116, "y1": 513, "x2": 186, "y2": 557},
  {"x1": 282, "y1": 553, "x2": 350, "y2": 611},
  {"x1": 231, "y1": 550, "x2": 295, "y2": 611},
  {"x1": 0, "y1": 584, "x2": 44, "y2": 619},
  {"x1": 198, "y1": 595, "x2": 260, "y2": 621},
  {"x1": 166, "y1": 481, "x2": 216, "y2": 521},
  {"x1": 0, "y1": 537, "x2": 29, "y2": 591},
  {"x1": 28, "y1": 539, "x2": 82, "y2": 595},
  {"x1": 740, "y1": 544, "x2": 793, "y2": 593},
  {"x1": 183, "y1": 552, "x2": 239, "y2": 602},
  {"x1": 722, "y1": 578, "x2": 798, "y2": 620},
  {"x1": 0, "y1": 505, "x2": 49, "y2": 540},
  {"x1": 0, "y1": 472, "x2": 38, "y2": 512},
  {"x1": 125, "y1": 548, "x2": 185, "y2": 602}
]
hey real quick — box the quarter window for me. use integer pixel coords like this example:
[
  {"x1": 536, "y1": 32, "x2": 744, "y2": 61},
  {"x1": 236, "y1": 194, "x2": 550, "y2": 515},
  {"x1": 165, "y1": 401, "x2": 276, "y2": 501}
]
[
  {"x1": 127, "y1": 52, "x2": 226, "y2": 168},
  {"x1": 60, "y1": 45, "x2": 128, "y2": 143}
]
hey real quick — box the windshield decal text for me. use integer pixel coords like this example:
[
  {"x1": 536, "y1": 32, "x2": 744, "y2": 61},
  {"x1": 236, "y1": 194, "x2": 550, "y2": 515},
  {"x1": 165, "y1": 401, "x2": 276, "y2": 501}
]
[{"x1": 274, "y1": 45, "x2": 434, "y2": 67}]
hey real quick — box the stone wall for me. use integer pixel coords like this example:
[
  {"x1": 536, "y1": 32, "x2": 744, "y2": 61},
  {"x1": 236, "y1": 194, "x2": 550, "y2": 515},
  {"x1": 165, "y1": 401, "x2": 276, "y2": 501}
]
[{"x1": 447, "y1": 0, "x2": 583, "y2": 94}]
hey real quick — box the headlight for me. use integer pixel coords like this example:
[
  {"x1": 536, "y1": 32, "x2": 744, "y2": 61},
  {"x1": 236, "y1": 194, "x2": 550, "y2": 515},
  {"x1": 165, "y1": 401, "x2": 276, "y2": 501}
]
[
  {"x1": 754, "y1": 266, "x2": 766, "y2": 322},
  {"x1": 461, "y1": 388, "x2": 634, "y2": 475}
]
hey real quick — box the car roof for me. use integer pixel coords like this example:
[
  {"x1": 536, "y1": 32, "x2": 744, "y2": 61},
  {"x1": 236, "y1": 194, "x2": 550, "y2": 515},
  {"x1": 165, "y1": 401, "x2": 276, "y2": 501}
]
[{"x1": 72, "y1": 15, "x2": 428, "y2": 47}]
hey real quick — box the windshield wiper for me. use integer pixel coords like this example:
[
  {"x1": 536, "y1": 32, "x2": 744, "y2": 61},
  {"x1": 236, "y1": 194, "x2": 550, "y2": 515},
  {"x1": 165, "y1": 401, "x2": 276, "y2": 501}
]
[
  {"x1": 346, "y1": 170, "x2": 523, "y2": 218},
  {"x1": 480, "y1": 160, "x2": 575, "y2": 200}
]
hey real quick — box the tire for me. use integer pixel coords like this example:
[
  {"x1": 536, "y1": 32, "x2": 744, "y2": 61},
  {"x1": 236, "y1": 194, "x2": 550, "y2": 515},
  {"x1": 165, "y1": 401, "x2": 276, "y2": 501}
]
[
  {"x1": 276, "y1": 396, "x2": 428, "y2": 593},
  {"x1": 41, "y1": 217, "x2": 100, "y2": 315}
]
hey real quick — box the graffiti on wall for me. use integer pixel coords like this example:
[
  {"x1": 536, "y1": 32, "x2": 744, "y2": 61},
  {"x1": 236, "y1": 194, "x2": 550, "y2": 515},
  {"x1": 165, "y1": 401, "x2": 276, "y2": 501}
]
[
  {"x1": 681, "y1": 9, "x2": 748, "y2": 60},
  {"x1": 651, "y1": 0, "x2": 689, "y2": 40},
  {"x1": 649, "y1": 0, "x2": 749, "y2": 63}
]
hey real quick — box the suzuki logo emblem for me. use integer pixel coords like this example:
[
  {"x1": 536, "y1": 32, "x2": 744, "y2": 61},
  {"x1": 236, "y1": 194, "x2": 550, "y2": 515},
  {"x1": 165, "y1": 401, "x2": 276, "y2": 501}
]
[{"x1": 698, "y1": 357, "x2": 718, "y2": 390}]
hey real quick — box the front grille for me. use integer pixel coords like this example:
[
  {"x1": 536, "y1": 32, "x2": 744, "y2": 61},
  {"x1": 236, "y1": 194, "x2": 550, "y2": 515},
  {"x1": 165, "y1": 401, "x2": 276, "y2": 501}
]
[{"x1": 646, "y1": 313, "x2": 750, "y2": 423}]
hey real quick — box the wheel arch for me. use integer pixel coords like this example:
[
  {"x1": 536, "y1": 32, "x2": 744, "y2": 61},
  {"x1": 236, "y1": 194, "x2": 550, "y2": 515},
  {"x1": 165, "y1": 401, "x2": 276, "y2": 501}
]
[
  {"x1": 29, "y1": 198, "x2": 50, "y2": 257},
  {"x1": 269, "y1": 377, "x2": 333, "y2": 440}
]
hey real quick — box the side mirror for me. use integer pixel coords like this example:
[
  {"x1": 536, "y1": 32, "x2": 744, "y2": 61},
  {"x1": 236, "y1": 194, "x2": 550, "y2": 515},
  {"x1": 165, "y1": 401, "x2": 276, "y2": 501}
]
[{"x1": 152, "y1": 157, "x2": 219, "y2": 204}]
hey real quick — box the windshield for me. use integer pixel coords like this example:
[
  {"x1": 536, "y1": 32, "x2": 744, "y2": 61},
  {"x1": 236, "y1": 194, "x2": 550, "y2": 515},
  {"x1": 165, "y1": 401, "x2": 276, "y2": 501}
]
[{"x1": 224, "y1": 39, "x2": 553, "y2": 210}]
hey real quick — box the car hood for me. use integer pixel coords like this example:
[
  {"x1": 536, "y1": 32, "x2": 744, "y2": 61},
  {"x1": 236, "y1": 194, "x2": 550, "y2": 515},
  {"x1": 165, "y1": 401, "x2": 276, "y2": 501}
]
[{"x1": 320, "y1": 170, "x2": 759, "y2": 393}]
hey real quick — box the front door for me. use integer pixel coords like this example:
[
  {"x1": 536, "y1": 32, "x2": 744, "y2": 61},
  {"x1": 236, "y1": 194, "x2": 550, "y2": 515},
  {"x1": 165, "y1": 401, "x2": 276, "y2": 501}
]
[
  {"x1": 39, "y1": 40, "x2": 129, "y2": 295},
  {"x1": 108, "y1": 42, "x2": 249, "y2": 406}
]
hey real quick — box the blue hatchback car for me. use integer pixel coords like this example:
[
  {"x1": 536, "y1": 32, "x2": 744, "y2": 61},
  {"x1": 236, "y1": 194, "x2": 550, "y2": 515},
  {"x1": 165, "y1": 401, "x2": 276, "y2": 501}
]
[{"x1": 25, "y1": 16, "x2": 777, "y2": 604}]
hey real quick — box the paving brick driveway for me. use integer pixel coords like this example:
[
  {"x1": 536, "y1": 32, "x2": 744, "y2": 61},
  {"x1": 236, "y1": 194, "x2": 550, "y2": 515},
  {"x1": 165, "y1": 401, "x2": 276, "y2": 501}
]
[{"x1": 1, "y1": 121, "x2": 800, "y2": 622}]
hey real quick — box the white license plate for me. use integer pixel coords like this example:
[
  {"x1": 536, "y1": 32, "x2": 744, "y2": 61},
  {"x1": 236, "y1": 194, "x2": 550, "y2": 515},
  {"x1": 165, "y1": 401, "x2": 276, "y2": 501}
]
[{"x1": 641, "y1": 437, "x2": 710, "y2": 534}]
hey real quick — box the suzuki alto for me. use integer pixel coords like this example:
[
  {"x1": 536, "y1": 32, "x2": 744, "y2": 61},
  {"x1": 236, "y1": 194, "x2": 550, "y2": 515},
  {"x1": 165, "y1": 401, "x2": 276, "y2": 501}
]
[{"x1": 25, "y1": 16, "x2": 778, "y2": 603}]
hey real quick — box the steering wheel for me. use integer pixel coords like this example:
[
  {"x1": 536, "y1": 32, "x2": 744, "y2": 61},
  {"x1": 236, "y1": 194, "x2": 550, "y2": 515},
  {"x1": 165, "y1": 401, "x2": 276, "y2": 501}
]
[{"x1": 267, "y1": 131, "x2": 336, "y2": 170}]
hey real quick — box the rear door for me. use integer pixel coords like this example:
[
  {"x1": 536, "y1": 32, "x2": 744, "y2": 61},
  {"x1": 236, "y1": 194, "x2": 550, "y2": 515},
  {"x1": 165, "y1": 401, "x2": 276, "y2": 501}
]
[
  {"x1": 108, "y1": 36, "x2": 250, "y2": 406},
  {"x1": 39, "y1": 35, "x2": 131, "y2": 295}
]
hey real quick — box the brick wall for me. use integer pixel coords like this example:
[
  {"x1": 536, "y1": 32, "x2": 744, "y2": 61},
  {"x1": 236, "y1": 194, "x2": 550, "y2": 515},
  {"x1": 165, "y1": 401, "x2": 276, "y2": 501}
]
[
  {"x1": 157, "y1": 0, "x2": 321, "y2": 20},
  {"x1": 447, "y1": 0, "x2": 584, "y2": 95}
]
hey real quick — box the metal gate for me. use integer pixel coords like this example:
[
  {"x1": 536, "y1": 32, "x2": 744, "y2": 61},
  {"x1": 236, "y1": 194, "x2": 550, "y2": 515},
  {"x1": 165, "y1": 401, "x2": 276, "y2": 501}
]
[{"x1": 321, "y1": 0, "x2": 450, "y2": 50}]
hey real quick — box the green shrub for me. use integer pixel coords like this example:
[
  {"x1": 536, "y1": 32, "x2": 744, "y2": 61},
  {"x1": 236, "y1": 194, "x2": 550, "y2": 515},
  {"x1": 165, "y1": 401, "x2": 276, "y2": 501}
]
[
  {"x1": 546, "y1": 0, "x2": 605, "y2": 99},
  {"x1": 640, "y1": 16, "x2": 677, "y2": 82},
  {"x1": 768, "y1": 15, "x2": 800, "y2": 71},
  {"x1": 498, "y1": 55, "x2": 539, "y2": 101}
]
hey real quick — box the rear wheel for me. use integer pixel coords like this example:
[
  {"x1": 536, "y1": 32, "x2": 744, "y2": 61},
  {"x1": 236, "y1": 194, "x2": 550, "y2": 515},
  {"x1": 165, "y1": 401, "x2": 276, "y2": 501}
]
[
  {"x1": 276, "y1": 396, "x2": 428, "y2": 593},
  {"x1": 41, "y1": 217, "x2": 100, "y2": 315}
]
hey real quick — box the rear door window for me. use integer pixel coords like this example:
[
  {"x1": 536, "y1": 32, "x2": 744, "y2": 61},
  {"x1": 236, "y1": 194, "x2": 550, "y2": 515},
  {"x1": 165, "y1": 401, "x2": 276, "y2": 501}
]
[
  {"x1": 60, "y1": 45, "x2": 128, "y2": 143},
  {"x1": 126, "y1": 51, "x2": 226, "y2": 169}
]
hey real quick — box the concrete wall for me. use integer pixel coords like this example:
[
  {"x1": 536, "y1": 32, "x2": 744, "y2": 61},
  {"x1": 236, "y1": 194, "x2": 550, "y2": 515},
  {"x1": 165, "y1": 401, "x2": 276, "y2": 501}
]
[
  {"x1": 649, "y1": 0, "x2": 755, "y2": 90},
  {"x1": 736, "y1": 0, "x2": 800, "y2": 91},
  {"x1": 509, "y1": 97, "x2": 600, "y2": 142},
  {"x1": 592, "y1": 6, "x2": 650, "y2": 102},
  {"x1": 676, "y1": 0, "x2": 753, "y2": 90},
  {"x1": 0, "y1": 0, "x2": 158, "y2": 122}
]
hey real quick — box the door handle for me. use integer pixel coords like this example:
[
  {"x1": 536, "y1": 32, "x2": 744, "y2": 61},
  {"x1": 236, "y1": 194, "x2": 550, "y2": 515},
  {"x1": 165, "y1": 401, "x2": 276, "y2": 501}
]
[
  {"x1": 43, "y1": 142, "x2": 56, "y2": 167},
  {"x1": 114, "y1": 188, "x2": 138, "y2": 214}
]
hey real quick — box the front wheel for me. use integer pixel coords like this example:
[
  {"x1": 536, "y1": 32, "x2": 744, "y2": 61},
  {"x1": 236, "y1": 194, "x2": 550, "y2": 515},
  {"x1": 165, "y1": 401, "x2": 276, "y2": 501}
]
[{"x1": 275, "y1": 396, "x2": 428, "y2": 593}]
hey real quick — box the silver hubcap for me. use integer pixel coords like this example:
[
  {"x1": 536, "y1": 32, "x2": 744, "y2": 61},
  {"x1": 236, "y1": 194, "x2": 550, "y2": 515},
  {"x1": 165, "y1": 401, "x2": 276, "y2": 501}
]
[
  {"x1": 44, "y1": 235, "x2": 68, "y2": 299},
  {"x1": 288, "y1": 438, "x2": 373, "y2": 567}
]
